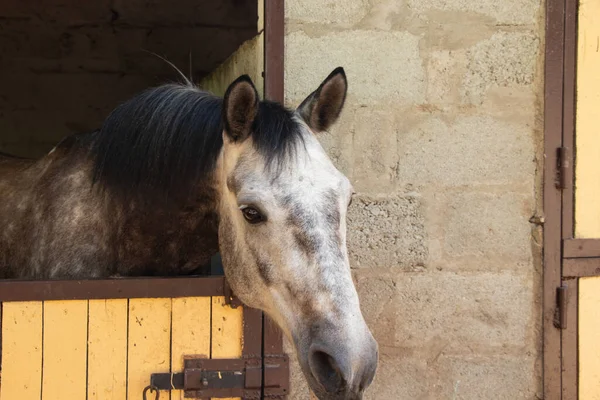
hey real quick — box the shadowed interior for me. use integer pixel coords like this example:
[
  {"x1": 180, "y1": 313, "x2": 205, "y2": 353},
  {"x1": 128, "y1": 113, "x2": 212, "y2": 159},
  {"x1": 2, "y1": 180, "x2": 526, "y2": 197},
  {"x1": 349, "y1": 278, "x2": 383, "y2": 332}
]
[{"x1": 0, "y1": 0, "x2": 258, "y2": 157}]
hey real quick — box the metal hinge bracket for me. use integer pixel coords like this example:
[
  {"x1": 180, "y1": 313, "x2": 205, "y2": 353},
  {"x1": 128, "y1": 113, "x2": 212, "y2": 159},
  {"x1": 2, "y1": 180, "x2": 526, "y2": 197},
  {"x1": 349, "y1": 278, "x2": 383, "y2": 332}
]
[
  {"x1": 554, "y1": 285, "x2": 567, "y2": 329},
  {"x1": 556, "y1": 147, "x2": 570, "y2": 189}
]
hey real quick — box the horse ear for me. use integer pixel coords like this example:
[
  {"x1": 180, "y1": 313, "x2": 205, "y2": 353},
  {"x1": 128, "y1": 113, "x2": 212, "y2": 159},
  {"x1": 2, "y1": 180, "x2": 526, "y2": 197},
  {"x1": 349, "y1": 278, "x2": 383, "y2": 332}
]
[
  {"x1": 297, "y1": 67, "x2": 348, "y2": 133},
  {"x1": 223, "y1": 75, "x2": 259, "y2": 142}
]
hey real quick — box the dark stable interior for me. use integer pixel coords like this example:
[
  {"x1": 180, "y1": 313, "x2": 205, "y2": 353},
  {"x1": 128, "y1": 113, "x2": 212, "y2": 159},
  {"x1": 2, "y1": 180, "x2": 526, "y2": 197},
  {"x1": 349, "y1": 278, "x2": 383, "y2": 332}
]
[{"x1": 0, "y1": 0, "x2": 258, "y2": 158}]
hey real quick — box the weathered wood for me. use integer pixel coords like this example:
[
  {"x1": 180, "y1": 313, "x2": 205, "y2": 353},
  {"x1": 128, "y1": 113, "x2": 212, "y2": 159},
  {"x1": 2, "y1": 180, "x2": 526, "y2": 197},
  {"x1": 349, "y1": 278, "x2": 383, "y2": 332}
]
[
  {"x1": 575, "y1": 0, "x2": 600, "y2": 238},
  {"x1": 87, "y1": 299, "x2": 128, "y2": 400},
  {"x1": 579, "y1": 277, "x2": 600, "y2": 398},
  {"x1": 211, "y1": 296, "x2": 243, "y2": 400},
  {"x1": 171, "y1": 297, "x2": 211, "y2": 399},
  {"x1": 127, "y1": 298, "x2": 172, "y2": 400},
  {"x1": 0, "y1": 302, "x2": 43, "y2": 400},
  {"x1": 42, "y1": 300, "x2": 88, "y2": 400}
]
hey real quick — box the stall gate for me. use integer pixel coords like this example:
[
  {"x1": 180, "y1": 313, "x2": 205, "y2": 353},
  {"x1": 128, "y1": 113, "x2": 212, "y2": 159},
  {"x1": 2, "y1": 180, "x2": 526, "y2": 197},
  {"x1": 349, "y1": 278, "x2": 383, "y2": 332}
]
[{"x1": 0, "y1": 277, "x2": 289, "y2": 400}]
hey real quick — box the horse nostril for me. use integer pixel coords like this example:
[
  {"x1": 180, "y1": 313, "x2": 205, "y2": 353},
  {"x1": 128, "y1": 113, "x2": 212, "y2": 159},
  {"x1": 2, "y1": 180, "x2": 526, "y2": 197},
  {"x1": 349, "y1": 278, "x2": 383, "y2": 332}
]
[{"x1": 308, "y1": 349, "x2": 346, "y2": 394}]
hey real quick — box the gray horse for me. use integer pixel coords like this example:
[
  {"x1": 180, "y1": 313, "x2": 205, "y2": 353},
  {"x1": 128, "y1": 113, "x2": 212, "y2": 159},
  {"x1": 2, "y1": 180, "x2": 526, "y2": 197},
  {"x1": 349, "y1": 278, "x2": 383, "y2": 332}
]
[{"x1": 0, "y1": 68, "x2": 378, "y2": 399}]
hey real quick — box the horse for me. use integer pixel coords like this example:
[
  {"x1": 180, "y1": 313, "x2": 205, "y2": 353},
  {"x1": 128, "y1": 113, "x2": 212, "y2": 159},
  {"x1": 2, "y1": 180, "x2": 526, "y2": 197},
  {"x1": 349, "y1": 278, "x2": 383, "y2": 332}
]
[{"x1": 0, "y1": 67, "x2": 378, "y2": 399}]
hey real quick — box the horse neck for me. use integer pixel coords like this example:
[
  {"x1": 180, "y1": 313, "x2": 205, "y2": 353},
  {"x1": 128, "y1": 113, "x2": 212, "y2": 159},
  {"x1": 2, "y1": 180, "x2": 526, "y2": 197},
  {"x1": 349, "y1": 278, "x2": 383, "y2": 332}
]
[{"x1": 110, "y1": 175, "x2": 222, "y2": 276}]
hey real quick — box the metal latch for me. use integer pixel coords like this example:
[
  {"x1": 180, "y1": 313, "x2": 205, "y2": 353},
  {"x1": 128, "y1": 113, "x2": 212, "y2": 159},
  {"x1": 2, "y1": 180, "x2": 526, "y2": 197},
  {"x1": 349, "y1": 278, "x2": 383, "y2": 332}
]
[{"x1": 146, "y1": 356, "x2": 289, "y2": 399}]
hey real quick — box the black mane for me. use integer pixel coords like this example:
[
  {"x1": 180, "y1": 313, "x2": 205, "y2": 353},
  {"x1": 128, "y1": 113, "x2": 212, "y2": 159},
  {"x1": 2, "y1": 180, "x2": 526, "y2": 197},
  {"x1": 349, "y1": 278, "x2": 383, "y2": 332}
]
[{"x1": 91, "y1": 83, "x2": 303, "y2": 200}]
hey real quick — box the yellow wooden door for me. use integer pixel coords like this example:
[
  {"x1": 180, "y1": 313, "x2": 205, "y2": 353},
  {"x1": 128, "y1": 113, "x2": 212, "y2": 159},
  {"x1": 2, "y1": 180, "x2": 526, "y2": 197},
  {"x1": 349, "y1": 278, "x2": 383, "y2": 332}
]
[
  {"x1": 0, "y1": 296, "x2": 243, "y2": 400},
  {"x1": 572, "y1": 0, "x2": 600, "y2": 398}
]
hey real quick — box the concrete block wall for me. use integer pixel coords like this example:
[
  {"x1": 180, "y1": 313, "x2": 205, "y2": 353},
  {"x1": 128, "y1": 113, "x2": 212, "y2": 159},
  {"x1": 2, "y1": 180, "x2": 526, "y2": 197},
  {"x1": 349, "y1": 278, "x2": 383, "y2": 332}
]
[{"x1": 283, "y1": 0, "x2": 544, "y2": 398}]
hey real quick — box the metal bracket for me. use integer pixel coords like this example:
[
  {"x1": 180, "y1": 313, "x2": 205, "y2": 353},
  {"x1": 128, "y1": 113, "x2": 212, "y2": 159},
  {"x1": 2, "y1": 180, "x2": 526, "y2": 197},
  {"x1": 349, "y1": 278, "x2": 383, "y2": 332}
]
[
  {"x1": 264, "y1": 355, "x2": 290, "y2": 398},
  {"x1": 554, "y1": 285, "x2": 568, "y2": 329},
  {"x1": 149, "y1": 355, "x2": 289, "y2": 399}
]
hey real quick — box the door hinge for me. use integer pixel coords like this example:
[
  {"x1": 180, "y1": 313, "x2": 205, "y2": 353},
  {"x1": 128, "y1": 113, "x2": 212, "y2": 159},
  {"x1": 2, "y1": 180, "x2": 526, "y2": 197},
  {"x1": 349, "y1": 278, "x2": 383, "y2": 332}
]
[
  {"x1": 148, "y1": 355, "x2": 289, "y2": 399},
  {"x1": 554, "y1": 285, "x2": 567, "y2": 329},
  {"x1": 556, "y1": 147, "x2": 570, "y2": 189}
]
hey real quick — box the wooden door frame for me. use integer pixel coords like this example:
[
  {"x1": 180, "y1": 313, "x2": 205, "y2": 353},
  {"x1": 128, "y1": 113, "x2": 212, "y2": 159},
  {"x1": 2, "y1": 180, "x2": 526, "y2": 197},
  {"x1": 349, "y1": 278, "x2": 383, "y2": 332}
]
[
  {"x1": 263, "y1": 1, "x2": 288, "y2": 397},
  {"x1": 543, "y1": 0, "x2": 590, "y2": 398}
]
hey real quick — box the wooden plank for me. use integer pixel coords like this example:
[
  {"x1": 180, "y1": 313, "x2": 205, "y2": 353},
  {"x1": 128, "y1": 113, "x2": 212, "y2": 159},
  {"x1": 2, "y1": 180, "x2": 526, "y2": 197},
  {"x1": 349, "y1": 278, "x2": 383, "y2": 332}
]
[
  {"x1": 211, "y1": 297, "x2": 243, "y2": 400},
  {"x1": 575, "y1": 0, "x2": 600, "y2": 238},
  {"x1": 171, "y1": 297, "x2": 211, "y2": 400},
  {"x1": 0, "y1": 276, "x2": 225, "y2": 302},
  {"x1": 564, "y1": 239, "x2": 600, "y2": 258},
  {"x1": 0, "y1": 302, "x2": 43, "y2": 400},
  {"x1": 563, "y1": 258, "x2": 600, "y2": 278},
  {"x1": 579, "y1": 276, "x2": 600, "y2": 399},
  {"x1": 42, "y1": 300, "x2": 88, "y2": 400},
  {"x1": 87, "y1": 299, "x2": 128, "y2": 400},
  {"x1": 127, "y1": 298, "x2": 172, "y2": 400},
  {"x1": 562, "y1": 279, "x2": 578, "y2": 399}
]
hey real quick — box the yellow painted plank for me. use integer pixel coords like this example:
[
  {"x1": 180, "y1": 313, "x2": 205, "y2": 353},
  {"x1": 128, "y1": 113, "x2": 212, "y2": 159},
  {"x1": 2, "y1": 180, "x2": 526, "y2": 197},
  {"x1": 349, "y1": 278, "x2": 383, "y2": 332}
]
[
  {"x1": 170, "y1": 297, "x2": 211, "y2": 400},
  {"x1": 580, "y1": 277, "x2": 600, "y2": 399},
  {"x1": 42, "y1": 300, "x2": 88, "y2": 400},
  {"x1": 127, "y1": 298, "x2": 172, "y2": 400},
  {"x1": 0, "y1": 302, "x2": 43, "y2": 400},
  {"x1": 575, "y1": 0, "x2": 600, "y2": 237},
  {"x1": 87, "y1": 299, "x2": 128, "y2": 400},
  {"x1": 211, "y1": 297, "x2": 243, "y2": 400}
]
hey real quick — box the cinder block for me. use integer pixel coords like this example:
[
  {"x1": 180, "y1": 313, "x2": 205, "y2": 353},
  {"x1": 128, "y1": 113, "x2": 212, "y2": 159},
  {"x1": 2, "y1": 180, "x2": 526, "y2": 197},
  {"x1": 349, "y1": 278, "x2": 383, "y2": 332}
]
[
  {"x1": 426, "y1": 49, "x2": 468, "y2": 105},
  {"x1": 347, "y1": 194, "x2": 428, "y2": 270},
  {"x1": 285, "y1": 30, "x2": 425, "y2": 105},
  {"x1": 397, "y1": 114, "x2": 535, "y2": 186},
  {"x1": 407, "y1": 0, "x2": 539, "y2": 25},
  {"x1": 356, "y1": 270, "x2": 535, "y2": 351},
  {"x1": 462, "y1": 32, "x2": 540, "y2": 105},
  {"x1": 350, "y1": 107, "x2": 398, "y2": 192},
  {"x1": 286, "y1": 0, "x2": 370, "y2": 25},
  {"x1": 363, "y1": 354, "x2": 431, "y2": 400},
  {"x1": 319, "y1": 105, "x2": 398, "y2": 192},
  {"x1": 442, "y1": 191, "x2": 532, "y2": 259},
  {"x1": 430, "y1": 353, "x2": 540, "y2": 399}
]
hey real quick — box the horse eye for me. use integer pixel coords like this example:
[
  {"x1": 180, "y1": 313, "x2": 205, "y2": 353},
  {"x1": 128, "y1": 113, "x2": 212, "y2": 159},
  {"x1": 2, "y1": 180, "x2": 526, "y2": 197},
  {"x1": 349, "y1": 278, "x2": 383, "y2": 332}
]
[{"x1": 241, "y1": 207, "x2": 265, "y2": 224}]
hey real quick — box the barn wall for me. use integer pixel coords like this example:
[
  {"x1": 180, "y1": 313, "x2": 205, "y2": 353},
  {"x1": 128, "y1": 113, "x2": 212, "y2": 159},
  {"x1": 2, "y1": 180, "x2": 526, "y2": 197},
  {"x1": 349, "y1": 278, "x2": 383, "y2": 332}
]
[
  {"x1": 283, "y1": 0, "x2": 544, "y2": 398},
  {"x1": 199, "y1": 34, "x2": 265, "y2": 98}
]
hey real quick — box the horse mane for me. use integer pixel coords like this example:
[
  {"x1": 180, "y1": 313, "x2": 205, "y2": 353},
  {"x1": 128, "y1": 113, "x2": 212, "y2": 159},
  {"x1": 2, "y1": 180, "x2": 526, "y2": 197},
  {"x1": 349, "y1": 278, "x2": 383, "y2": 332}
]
[{"x1": 90, "y1": 82, "x2": 303, "y2": 200}]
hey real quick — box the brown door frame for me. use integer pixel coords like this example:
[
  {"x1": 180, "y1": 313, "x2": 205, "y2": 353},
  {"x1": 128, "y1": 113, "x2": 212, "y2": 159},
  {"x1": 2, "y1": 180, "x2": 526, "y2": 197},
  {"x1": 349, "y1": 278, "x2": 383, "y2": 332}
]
[
  {"x1": 542, "y1": 0, "x2": 600, "y2": 398},
  {"x1": 263, "y1": 0, "x2": 288, "y2": 398}
]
